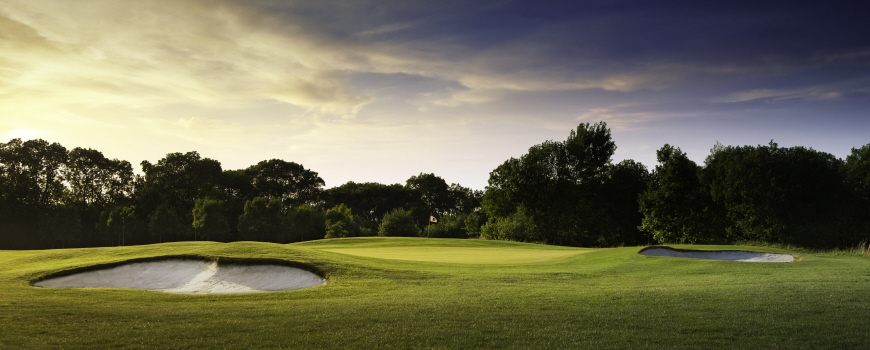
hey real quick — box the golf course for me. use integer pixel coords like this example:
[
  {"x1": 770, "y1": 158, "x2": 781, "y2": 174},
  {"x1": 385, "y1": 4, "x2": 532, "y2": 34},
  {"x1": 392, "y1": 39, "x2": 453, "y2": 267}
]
[{"x1": 2, "y1": 237, "x2": 870, "y2": 349}]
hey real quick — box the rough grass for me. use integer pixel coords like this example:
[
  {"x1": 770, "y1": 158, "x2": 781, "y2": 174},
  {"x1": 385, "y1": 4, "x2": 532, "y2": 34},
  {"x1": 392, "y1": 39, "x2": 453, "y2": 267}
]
[{"x1": 2, "y1": 237, "x2": 870, "y2": 349}]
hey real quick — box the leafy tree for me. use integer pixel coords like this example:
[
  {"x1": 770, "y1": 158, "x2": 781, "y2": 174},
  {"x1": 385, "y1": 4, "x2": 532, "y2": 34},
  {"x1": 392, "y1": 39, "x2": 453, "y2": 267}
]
[
  {"x1": 326, "y1": 182, "x2": 420, "y2": 232},
  {"x1": 449, "y1": 184, "x2": 483, "y2": 216},
  {"x1": 245, "y1": 159, "x2": 325, "y2": 207},
  {"x1": 844, "y1": 144, "x2": 870, "y2": 239},
  {"x1": 405, "y1": 173, "x2": 452, "y2": 216},
  {"x1": 404, "y1": 174, "x2": 483, "y2": 220},
  {"x1": 286, "y1": 205, "x2": 326, "y2": 242},
  {"x1": 639, "y1": 145, "x2": 722, "y2": 244},
  {"x1": 378, "y1": 208, "x2": 421, "y2": 237},
  {"x1": 324, "y1": 204, "x2": 361, "y2": 239},
  {"x1": 0, "y1": 138, "x2": 68, "y2": 249},
  {"x1": 482, "y1": 122, "x2": 617, "y2": 246},
  {"x1": 97, "y1": 205, "x2": 136, "y2": 246},
  {"x1": 237, "y1": 197, "x2": 284, "y2": 242},
  {"x1": 63, "y1": 147, "x2": 133, "y2": 207},
  {"x1": 149, "y1": 204, "x2": 188, "y2": 243},
  {"x1": 39, "y1": 205, "x2": 81, "y2": 249},
  {"x1": 701, "y1": 141, "x2": 850, "y2": 247},
  {"x1": 139, "y1": 152, "x2": 224, "y2": 232},
  {"x1": 480, "y1": 206, "x2": 537, "y2": 242},
  {"x1": 598, "y1": 160, "x2": 651, "y2": 245},
  {"x1": 192, "y1": 198, "x2": 231, "y2": 242},
  {"x1": 426, "y1": 213, "x2": 469, "y2": 238},
  {"x1": 464, "y1": 211, "x2": 488, "y2": 238},
  {"x1": 63, "y1": 147, "x2": 134, "y2": 245}
]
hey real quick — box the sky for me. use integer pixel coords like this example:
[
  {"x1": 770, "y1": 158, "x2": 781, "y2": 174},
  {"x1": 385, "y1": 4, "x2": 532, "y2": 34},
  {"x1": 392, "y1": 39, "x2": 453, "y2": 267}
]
[{"x1": 2, "y1": 0, "x2": 869, "y2": 190}]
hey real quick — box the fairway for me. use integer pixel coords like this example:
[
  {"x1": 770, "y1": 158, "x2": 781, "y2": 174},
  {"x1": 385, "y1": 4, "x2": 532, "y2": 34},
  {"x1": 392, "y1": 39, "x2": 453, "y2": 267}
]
[
  {"x1": 318, "y1": 246, "x2": 594, "y2": 264},
  {"x1": 3, "y1": 238, "x2": 870, "y2": 349}
]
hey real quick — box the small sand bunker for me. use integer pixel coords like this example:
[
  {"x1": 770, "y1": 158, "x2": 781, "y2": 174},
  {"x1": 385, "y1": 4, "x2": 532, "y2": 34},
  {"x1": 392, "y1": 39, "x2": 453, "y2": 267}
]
[
  {"x1": 640, "y1": 247, "x2": 793, "y2": 262},
  {"x1": 34, "y1": 259, "x2": 325, "y2": 294}
]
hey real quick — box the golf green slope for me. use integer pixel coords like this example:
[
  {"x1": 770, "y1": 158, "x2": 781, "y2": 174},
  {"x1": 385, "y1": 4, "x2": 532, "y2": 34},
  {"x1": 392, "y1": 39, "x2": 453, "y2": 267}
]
[{"x1": 1, "y1": 237, "x2": 869, "y2": 349}]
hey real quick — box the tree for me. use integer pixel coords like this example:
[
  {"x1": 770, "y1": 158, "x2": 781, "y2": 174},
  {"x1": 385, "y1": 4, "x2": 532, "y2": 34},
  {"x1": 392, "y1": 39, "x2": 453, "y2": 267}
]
[
  {"x1": 286, "y1": 205, "x2": 326, "y2": 242},
  {"x1": 245, "y1": 159, "x2": 325, "y2": 208},
  {"x1": 39, "y1": 205, "x2": 81, "y2": 249},
  {"x1": 63, "y1": 147, "x2": 134, "y2": 246},
  {"x1": 192, "y1": 198, "x2": 231, "y2": 242},
  {"x1": 597, "y1": 160, "x2": 651, "y2": 245},
  {"x1": 97, "y1": 205, "x2": 136, "y2": 246},
  {"x1": 63, "y1": 147, "x2": 134, "y2": 207},
  {"x1": 378, "y1": 208, "x2": 421, "y2": 237},
  {"x1": 426, "y1": 213, "x2": 469, "y2": 238},
  {"x1": 237, "y1": 197, "x2": 284, "y2": 242},
  {"x1": 639, "y1": 144, "x2": 722, "y2": 244},
  {"x1": 139, "y1": 152, "x2": 224, "y2": 236},
  {"x1": 701, "y1": 141, "x2": 850, "y2": 247},
  {"x1": 149, "y1": 204, "x2": 188, "y2": 243},
  {"x1": 326, "y1": 182, "x2": 420, "y2": 232},
  {"x1": 482, "y1": 122, "x2": 618, "y2": 246},
  {"x1": 844, "y1": 144, "x2": 870, "y2": 240},
  {"x1": 0, "y1": 138, "x2": 68, "y2": 249},
  {"x1": 464, "y1": 211, "x2": 488, "y2": 238},
  {"x1": 480, "y1": 206, "x2": 537, "y2": 242},
  {"x1": 405, "y1": 173, "x2": 452, "y2": 217},
  {"x1": 324, "y1": 204, "x2": 362, "y2": 239}
]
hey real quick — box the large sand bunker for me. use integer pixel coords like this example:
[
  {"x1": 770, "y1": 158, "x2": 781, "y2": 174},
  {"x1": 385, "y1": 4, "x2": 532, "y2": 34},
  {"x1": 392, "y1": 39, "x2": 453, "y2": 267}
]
[
  {"x1": 639, "y1": 246, "x2": 794, "y2": 262},
  {"x1": 34, "y1": 258, "x2": 325, "y2": 294}
]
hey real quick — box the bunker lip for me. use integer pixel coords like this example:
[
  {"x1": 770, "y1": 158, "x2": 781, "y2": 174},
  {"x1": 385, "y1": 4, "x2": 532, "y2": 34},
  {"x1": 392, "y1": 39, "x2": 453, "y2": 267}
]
[
  {"x1": 31, "y1": 255, "x2": 326, "y2": 294},
  {"x1": 639, "y1": 246, "x2": 794, "y2": 262}
]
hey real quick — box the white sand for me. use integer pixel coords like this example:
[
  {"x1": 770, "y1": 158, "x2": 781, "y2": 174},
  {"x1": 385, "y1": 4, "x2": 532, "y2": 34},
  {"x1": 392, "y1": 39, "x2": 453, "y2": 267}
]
[
  {"x1": 34, "y1": 259, "x2": 325, "y2": 294},
  {"x1": 639, "y1": 247, "x2": 794, "y2": 262}
]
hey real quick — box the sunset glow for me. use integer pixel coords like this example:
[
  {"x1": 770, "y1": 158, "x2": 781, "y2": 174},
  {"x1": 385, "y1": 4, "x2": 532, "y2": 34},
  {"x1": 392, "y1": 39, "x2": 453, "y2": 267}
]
[{"x1": 3, "y1": 0, "x2": 868, "y2": 189}]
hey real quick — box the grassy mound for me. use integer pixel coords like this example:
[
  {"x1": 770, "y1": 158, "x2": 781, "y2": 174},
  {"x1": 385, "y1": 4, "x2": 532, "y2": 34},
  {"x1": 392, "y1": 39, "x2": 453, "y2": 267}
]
[{"x1": 1, "y1": 238, "x2": 869, "y2": 349}]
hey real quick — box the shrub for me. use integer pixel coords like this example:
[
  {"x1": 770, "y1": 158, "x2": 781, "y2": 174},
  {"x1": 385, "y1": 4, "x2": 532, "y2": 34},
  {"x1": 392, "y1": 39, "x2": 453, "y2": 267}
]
[
  {"x1": 480, "y1": 207, "x2": 536, "y2": 242},
  {"x1": 325, "y1": 204, "x2": 360, "y2": 238},
  {"x1": 378, "y1": 208, "x2": 421, "y2": 237}
]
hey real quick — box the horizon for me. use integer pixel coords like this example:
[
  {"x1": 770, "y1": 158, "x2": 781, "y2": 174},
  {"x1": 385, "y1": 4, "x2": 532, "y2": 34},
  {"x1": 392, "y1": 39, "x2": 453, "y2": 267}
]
[{"x1": 3, "y1": 0, "x2": 869, "y2": 190}]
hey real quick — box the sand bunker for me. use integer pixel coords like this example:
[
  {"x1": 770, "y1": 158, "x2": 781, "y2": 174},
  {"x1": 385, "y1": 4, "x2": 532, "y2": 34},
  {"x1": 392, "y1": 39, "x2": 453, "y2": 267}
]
[
  {"x1": 639, "y1": 246, "x2": 793, "y2": 262},
  {"x1": 34, "y1": 259, "x2": 325, "y2": 294}
]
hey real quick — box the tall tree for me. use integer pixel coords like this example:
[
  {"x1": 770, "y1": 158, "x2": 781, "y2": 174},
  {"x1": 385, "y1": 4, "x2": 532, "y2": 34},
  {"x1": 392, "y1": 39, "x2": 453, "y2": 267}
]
[
  {"x1": 245, "y1": 159, "x2": 325, "y2": 208},
  {"x1": 63, "y1": 147, "x2": 134, "y2": 246},
  {"x1": 39, "y1": 205, "x2": 81, "y2": 249},
  {"x1": 599, "y1": 159, "x2": 651, "y2": 245},
  {"x1": 149, "y1": 204, "x2": 188, "y2": 243},
  {"x1": 639, "y1": 145, "x2": 722, "y2": 244},
  {"x1": 844, "y1": 144, "x2": 870, "y2": 240},
  {"x1": 482, "y1": 122, "x2": 617, "y2": 246},
  {"x1": 324, "y1": 204, "x2": 365, "y2": 239},
  {"x1": 192, "y1": 198, "x2": 231, "y2": 242},
  {"x1": 139, "y1": 152, "x2": 223, "y2": 240},
  {"x1": 405, "y1": 173, "x2": 452, "y2": 216},
  {"x1": 237, "y1": 197, "x2": 284, "y2": 242},
  {"x1": 286, "y1": 205, "x2": 326, "y2": 242},
  {"x1": 64, "y1": 147, "x2": 134, "y2": 207},
  {"x1": 0, "y1": 138, "x2": 68, "y2": 249},
  {"x1": 701, "y1": 141, "x2": 850, "y2": 247},
  {"x1": 326, "y1": 182, "x2": 420, "y2": 232}
]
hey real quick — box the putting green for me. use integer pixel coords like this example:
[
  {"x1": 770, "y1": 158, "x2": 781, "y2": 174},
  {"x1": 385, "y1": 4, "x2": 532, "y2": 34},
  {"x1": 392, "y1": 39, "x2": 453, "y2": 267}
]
[{"x1": 318, "y1": 246, "x2": 595, "y2": 264}]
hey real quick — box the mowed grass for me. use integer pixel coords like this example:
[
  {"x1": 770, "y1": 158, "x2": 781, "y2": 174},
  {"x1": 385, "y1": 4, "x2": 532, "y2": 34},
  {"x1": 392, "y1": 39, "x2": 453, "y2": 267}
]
[
  {"x1": 314, "y1": 237, "x2": 593, "y2": 264},
  {"x1": 1, "y1": 237, "x2": 870, "y2": 349}
]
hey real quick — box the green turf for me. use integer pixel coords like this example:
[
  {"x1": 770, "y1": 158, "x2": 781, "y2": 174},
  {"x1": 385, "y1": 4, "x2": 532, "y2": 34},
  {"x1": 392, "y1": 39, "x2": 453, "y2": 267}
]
[{"x1": 2, "y1": 237, "x2": 869, "y2": 349}]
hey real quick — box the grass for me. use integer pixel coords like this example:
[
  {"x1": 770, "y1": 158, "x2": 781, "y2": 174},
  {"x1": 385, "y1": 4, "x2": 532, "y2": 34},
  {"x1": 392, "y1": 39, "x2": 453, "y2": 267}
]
[{"x1": 1, "y1": 237, "x2": 869, "y2": 349}]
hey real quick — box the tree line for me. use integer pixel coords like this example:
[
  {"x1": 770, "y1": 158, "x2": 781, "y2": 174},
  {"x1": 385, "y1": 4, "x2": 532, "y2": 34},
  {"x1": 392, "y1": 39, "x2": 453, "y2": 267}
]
[
  {"x1": 2, "y1": 122, "x2": 868, "y2": 250},
  {"x1": 0, "y1": 139, "x2": 481, "y2": 249},
  {"x1": 481, "y1": 122, "x2": 870, "y2": 248}
]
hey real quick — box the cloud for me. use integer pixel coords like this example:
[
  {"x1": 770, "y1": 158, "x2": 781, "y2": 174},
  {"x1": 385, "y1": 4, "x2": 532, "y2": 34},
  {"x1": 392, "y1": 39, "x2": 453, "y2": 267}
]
[{"x1": 0, "y1": 0, "x2": 372, "y2": 118}]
